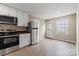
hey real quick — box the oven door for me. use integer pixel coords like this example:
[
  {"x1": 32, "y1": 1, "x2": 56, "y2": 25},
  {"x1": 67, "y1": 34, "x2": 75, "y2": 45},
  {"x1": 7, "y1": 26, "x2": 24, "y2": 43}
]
[
  {"x1": 3, "y1": 35, "x2": 19, "y2": 49},
  {"x1": 0, "y1": 38, "x2": 4, "y2": 55},
  {"x1": 0, "y1": 38, "x2": 4, "y2": 50},
  {"x1": 3, "y1": 35, "x2": 19, "y2": 55}
]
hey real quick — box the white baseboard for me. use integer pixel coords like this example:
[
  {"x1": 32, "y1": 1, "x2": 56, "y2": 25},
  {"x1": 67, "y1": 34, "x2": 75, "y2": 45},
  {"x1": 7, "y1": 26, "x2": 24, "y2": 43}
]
[{"x1": 46, "y1": 37, "x2": 76, "y2": 43}]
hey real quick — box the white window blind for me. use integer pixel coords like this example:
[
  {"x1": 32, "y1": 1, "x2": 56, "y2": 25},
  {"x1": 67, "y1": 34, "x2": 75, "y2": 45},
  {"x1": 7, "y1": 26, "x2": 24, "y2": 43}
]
[{"x1": 56, "y1": 19, "x2": 69, "y2": 34}]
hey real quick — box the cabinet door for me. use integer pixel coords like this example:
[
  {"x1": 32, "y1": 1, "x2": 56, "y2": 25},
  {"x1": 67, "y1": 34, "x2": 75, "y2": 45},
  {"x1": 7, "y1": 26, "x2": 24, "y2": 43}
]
[
  {"x1": 0, "y1": 4, "x2": 8, "y2": 15},
  {"x1": 19, "y1": 34, "x2": 30, "y2": 48},
  {"x1": 22, "y1": 12, "x2": 28, "y2": 26},
  {"x1": 17, "y1": 10, "x2": 24, "y2": 26},
  {"x1": 8, "y1": 7, "x2": 16, "y2": 17},
  {"x1": 17, "y1": 10, "x2": 28, "y2": 26}
]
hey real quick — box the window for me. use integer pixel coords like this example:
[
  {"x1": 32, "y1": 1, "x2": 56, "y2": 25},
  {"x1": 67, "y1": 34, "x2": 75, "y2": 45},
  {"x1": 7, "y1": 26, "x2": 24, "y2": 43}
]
[
  {"x1": 45, "y1": 21, "x2": 54, "y2": 37},
  {"x1": 56, "y1": 19, "x2": 69, "y2": 34}
]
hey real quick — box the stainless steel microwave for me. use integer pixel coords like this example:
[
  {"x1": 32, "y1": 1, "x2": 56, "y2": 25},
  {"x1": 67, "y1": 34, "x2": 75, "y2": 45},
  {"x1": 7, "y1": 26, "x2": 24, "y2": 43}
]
[{"x1": 0, "y1": 15, "x2": 17, "y2": 24}]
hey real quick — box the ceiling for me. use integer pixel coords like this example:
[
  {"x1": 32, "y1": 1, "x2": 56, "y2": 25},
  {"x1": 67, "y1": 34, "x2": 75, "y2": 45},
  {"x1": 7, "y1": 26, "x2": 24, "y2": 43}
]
[{"x1": 4, "y1": 3, "x2": 77, "y2": 19}]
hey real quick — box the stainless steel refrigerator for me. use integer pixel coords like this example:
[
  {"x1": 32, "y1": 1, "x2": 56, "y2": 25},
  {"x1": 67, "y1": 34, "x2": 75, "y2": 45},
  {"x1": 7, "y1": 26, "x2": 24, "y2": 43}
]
[{"x1": 28, "y1": 20, "x2": 39, "y2": 45}]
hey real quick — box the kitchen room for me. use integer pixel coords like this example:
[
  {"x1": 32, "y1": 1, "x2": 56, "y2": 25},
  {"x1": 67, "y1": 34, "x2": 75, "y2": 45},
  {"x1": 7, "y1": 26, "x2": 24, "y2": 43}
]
[
  {"x1": 0, "y1": 3, "x2": 45, "y2": 56},
  {"x1": 0, "y1": 3, "x2": 78, "y2": 56}
]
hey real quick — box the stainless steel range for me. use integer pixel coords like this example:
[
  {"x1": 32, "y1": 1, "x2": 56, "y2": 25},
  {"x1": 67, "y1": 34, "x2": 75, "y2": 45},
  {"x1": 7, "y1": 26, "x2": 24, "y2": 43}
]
[
  {"x1": 0, "y1": 15, "x2": 19, "y2": 55},
  {"x1": 0, "y1": 31, "x2": 19, "y2": 55}
]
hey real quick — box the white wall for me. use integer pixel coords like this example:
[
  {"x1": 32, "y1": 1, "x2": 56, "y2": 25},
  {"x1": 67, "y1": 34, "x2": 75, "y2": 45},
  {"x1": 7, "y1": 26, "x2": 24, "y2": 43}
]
[
  {"x1": 39, "y1": 18, "x2": 45, "y2": 40},
  {"x1": 76, "y1": 4, "x2": 79, "y2": 56}
]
